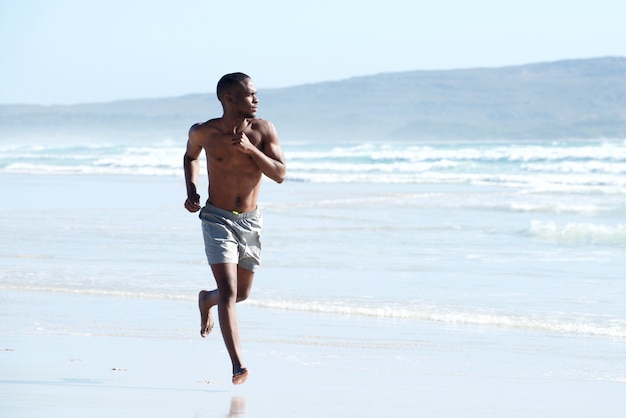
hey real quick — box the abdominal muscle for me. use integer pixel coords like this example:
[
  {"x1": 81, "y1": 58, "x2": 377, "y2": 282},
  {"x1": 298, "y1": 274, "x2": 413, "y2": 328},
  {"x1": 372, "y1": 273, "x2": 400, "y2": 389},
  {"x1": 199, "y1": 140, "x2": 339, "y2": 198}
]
[{"x1": 206, "y1": 167, "x2": 262, "y2": 213}]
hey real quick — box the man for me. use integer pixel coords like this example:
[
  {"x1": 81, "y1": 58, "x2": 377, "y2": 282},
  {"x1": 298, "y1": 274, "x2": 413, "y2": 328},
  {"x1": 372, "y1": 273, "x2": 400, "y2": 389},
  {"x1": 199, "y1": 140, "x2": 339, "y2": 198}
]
[{"x1": 183, "y1": 72, "x2": 286, "y2": 385}]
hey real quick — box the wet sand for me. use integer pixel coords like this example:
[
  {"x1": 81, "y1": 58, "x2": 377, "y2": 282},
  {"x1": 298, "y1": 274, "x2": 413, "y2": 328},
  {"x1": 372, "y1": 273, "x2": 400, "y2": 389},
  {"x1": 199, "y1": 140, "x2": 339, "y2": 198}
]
[{"x1": 1, "y1": 290, "x2": 624, "y2": 417}]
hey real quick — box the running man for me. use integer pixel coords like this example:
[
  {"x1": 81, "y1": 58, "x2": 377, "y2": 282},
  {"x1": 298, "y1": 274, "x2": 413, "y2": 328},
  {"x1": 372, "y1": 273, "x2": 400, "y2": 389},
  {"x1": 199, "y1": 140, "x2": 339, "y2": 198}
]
[{"x1": 183, "y1": 72, "x2": 286, "y2": 384}]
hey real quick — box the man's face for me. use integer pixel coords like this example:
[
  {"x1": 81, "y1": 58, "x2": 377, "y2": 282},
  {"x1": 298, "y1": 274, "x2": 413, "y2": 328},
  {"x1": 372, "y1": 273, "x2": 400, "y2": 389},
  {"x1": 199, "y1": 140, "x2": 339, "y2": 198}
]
[{"x1": 231, "y1": 79, "x2": 258, "y2": 118}]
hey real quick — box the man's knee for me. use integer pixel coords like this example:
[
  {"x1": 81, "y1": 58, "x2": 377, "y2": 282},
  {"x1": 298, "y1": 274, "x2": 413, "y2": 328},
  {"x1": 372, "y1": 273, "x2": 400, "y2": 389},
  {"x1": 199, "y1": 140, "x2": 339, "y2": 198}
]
[
  {"x1": 215, "y1": 277, "x2": 237, "y2": 303},
  {"x1": 236, "y1": 288, "x2": 250, "y2": 302}
]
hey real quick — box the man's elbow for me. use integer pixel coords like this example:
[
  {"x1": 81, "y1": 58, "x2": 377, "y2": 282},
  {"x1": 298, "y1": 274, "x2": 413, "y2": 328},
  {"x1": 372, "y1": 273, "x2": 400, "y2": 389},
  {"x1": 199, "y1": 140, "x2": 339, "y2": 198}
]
[
  {"x1": 183, "y1": 153, "x2": 201, "y2": 169},
  {"x1": 274, "y1": 173, "x2": 286, "y2": 184},
  {"x1": 273, "y1": 166, "x2": 286, "y2": 184}
]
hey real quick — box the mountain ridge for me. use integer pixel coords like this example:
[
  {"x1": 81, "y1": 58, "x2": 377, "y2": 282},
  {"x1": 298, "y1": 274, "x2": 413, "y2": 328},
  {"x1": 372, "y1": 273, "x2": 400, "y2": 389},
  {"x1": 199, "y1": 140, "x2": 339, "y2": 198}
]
[{"x1": 1, "y1": 56, "x2": 625, "y2": 141}]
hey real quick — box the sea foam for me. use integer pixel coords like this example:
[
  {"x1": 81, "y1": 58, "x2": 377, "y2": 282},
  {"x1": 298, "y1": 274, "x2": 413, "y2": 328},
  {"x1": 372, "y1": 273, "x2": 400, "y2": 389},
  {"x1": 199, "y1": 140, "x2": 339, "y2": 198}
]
[
  {"x1": 528, "y1": 221, "x2": 626, "y2": 247},
  {"x1": 249, "y1": 299, "x2": 626, "y2": 339}
]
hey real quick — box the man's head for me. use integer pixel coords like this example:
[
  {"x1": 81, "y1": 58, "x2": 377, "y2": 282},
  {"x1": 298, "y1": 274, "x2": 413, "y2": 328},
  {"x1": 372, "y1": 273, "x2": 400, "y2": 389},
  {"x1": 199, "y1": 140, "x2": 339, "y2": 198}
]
[
  {"x1": 217, "y1": 72, "x2": 251, "y2": 102},
  {"x1": 217, "y1": 72, "x2": 258, "y2": 118}
]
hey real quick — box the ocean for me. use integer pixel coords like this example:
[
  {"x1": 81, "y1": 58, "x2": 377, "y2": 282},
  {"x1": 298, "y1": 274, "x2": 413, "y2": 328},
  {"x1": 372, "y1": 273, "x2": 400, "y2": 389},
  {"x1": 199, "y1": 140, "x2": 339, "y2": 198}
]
[{"x1": 1, "y1": 135, "x2": 626, "y2": 415}]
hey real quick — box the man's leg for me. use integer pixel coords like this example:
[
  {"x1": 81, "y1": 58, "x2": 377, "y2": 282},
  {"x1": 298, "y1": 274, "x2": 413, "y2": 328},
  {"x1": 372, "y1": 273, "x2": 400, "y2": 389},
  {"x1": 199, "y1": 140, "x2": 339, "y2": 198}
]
[
  {"x1": 199, "y1": 263, "x2": 254, "y2": 384},
  {"x1": 198, "y1": 289, "x2": 217, "y2": 337},
  {"x1": 198, "y1": 265, "x2": 254, "y2": 337}
]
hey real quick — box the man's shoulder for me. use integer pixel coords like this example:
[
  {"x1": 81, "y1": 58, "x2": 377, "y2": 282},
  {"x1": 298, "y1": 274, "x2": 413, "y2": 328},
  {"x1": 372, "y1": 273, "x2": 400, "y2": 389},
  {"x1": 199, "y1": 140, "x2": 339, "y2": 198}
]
[
  {"x1": 249, "y1": 118, "x2": 276, "y2": 135},
  {"x1": 189, "y1": 118, "x2": 221, "y2": 141},
  {"x1": 250, "y1": 117, "x2": 271, "y2": 127},
  {"x1": 191, "y1": 118, "x2": 221, "y2": 132}
]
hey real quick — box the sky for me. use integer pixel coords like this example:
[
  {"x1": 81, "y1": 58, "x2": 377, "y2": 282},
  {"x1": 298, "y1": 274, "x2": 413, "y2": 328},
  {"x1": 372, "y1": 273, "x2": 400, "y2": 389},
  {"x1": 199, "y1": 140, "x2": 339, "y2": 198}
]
[{"x1": 1, "y1": 0, "x2": 625, "y2": 105}]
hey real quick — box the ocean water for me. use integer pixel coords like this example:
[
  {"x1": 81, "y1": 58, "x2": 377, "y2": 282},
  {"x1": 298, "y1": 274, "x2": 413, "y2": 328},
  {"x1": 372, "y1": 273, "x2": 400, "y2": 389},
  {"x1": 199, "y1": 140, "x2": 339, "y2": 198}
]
[{"x1": 1, "y1": 136, "x2": 626, "y2": 386}]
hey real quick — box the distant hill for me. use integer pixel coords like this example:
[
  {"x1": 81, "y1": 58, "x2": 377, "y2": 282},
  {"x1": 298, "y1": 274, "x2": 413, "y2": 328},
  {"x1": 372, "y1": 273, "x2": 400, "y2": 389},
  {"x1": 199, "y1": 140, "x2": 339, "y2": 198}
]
[{"x1": 1, "y1": 57, "x2": 625, "y2": 142}]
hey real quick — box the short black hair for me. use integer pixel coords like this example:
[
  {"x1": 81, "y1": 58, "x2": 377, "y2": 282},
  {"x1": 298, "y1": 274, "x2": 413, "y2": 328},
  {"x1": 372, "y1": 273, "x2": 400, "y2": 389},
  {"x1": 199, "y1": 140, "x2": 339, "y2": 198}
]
[{"x1": 216, "y1": 72, "x2": 251, "y2": 101}]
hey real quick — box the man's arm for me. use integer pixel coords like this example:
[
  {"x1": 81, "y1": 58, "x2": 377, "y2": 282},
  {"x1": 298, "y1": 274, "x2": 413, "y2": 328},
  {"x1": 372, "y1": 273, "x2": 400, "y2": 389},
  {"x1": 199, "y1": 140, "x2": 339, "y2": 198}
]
[
  {"x1": 233, "y1": 121, "x2": 286, "y2": 183},
  {"x1": 183, "y1": 126, "x2": 203, "y2": 212}
]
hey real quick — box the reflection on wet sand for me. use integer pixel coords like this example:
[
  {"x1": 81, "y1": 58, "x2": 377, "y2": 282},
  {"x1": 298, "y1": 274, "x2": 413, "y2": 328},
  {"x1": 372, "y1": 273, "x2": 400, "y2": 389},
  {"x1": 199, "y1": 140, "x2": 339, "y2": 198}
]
[{"x1": 227, "y1": 396, "x2": 246, "y2": 417}]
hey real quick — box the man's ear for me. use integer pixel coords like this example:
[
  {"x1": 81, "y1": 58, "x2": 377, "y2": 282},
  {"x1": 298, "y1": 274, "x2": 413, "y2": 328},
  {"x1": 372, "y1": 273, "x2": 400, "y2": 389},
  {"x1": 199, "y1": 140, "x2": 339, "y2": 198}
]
[{"x1": 224, "y1": 92, "x2": 234, "y2": 103}]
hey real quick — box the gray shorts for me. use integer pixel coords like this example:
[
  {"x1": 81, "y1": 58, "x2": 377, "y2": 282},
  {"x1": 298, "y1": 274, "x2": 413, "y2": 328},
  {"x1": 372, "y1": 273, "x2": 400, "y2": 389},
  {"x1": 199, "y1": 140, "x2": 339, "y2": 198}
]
[{"x1": 199, "y1": 203, "x2": 263, "y2": 272}]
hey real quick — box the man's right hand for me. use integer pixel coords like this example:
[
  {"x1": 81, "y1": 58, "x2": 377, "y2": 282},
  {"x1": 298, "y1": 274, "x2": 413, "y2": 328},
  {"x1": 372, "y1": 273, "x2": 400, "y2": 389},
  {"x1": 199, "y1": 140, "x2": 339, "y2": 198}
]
[{"x1": 184, "y1": 194, "x2": 201, "y2": 212}]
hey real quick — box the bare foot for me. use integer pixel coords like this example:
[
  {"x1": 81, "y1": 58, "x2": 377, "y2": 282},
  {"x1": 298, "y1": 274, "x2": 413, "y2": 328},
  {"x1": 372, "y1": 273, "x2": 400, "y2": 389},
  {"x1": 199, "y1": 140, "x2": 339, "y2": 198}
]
[
  {"x1": 198, "y1": 290, "x2": 214, "y2": 338},
  {"x1": 232, "y1": 368, "x2": 249, "y2": 385}
]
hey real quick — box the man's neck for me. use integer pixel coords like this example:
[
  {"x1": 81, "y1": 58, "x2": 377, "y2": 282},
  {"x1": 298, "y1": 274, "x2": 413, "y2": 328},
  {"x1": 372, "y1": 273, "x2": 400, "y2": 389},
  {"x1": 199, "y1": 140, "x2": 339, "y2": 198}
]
[{"x1": 219, "y1": 115, "x2": 247, "y2": 133}]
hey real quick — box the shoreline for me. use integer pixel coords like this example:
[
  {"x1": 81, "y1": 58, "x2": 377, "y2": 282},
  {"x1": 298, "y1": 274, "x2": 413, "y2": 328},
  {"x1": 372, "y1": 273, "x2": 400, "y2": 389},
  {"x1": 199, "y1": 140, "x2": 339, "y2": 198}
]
[{"x1": 2, "y1": 290, "x2": 625, "y2": 417}]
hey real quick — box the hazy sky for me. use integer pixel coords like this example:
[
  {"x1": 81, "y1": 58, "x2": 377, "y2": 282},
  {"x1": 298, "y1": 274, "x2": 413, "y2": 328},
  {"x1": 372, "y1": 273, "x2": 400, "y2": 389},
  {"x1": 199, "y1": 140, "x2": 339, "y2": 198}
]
[{"x1": 1, "y1": 0, "x2": 625, "y2": 105}]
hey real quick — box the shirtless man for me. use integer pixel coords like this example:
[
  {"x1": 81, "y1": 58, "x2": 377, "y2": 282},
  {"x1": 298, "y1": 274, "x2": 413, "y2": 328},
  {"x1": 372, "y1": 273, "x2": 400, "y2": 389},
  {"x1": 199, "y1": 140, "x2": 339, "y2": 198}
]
[{"x1": 183, "y1": 73, "x2": 286, "y2": 385}]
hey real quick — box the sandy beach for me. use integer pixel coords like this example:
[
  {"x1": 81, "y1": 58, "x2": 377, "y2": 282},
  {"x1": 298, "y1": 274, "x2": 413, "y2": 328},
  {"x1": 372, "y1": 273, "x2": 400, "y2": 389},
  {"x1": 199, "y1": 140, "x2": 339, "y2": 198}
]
[{"x1": 2, "y1": 289, "x2": 625, "y2": 418}]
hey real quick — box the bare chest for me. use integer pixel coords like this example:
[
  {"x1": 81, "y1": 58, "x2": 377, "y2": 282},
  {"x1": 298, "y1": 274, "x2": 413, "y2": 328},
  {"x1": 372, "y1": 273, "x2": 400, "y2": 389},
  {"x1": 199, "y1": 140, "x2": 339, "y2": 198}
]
[{"x1": 205, "y1": 133, "x2": 261, "y2": 171}]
